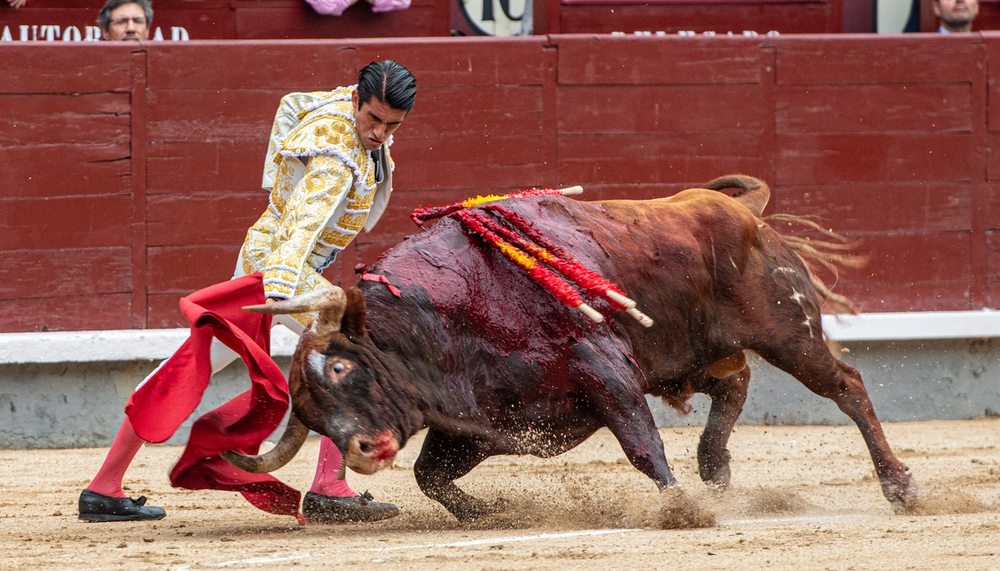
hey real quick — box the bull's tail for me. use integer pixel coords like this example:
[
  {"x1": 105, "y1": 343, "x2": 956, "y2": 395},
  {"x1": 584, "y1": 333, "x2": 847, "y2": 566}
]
[
  {"x1": 703, "y1": 174, "x2": 770, "y2": 218},
  {"x1": 766, "y1": 213, "x2": 867, "y2": 315},
  {"x1": 703, "y1": 174, "x2": 863, "y2": 314}
]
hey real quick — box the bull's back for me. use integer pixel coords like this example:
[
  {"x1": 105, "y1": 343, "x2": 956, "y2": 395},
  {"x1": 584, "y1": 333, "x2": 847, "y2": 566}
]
[{"x1": 568, "y1": 189, "x2": 764, "y2": 288}]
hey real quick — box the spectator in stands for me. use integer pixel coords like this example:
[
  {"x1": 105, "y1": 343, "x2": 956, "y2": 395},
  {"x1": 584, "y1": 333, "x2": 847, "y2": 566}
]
[
  {"x1": 5, "y1": 0, "x2": 27, "y2": 9},
  {"x1": 305, "y1": 0, "x2": 409, "y2": 17},
  {"x1": 934, "y1": 0, "x2": 978, "y2": 32},
  {"x1": 98, "y1": 0, "x2": 152, "y2": 41},
  {"x1": 78, "y1": 60, "x2": 417, "y2": 525}
]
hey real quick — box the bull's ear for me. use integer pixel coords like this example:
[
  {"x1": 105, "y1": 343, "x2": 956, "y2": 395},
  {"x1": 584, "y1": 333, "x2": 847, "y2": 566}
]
[{"x1": 341, "y1": 287, "x2": 368, "y2": 338}]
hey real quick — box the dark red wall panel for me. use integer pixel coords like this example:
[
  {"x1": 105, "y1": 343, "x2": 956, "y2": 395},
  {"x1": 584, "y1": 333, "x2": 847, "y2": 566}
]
[
  {"x1": 0, "y1": 44, "x2": 132, "y2": 93},
  {"x1": 146, "y1": 141, "x2": 267, "y2": 196},
  {"x1": 0, "y1": 196, "x2": 132, "y2": 251},
  {"x1": 988, "y1": 183, "x2": 1000, "y2": 230},
  {"x1": 0, "y1": 295, "x2": 134, "y2": 332},
  {"x1": 557, "y1": 36, "x2": 762, "y2": 85},
  {"x1": 777, "y1": 182, "x2": 971, "y2": 234},
  {"x1": 0, "y1": 248, "x2": 132, "y2": 300},
  {"x1": 147, "y1": 245, "x2": 242, "y2": 293},
  {"x1": 559, "y1": 133, "x2": 762, "y2": 189},
  {"x1": 0, "y1": 93, "x2": 131, "y2": 145},
  {"x1": 776, "y1": 134, "x2": 972, "y2": 184},
  {"x1": 145, "y1": 89, "x2": 275, "y2": 143},
  {"x1": 558, "y1": 85, "x2": 765, "y2": 134},
  {"x1": 146, "y1": 192, "x2": 265, "y2": 247},
  {"x1": 551, "y1": 2, "x2": 842, "y2": 35},
  {"x1": 0, "y1": 143, "x2": 131, "y2": 200},
  {"x1": 988, "y1": 231, "x2": 1000, "y2": 307},
  {"x1": 774, "y1": 35, "x2": 980, "y2": 85},
  {"x1": 232, "y1": 0, "x2": 448, "y2": 39},
  {"x1": 146, "y1": 294, "x2": 192, "y2": 329},
  {"x1": 776, "y1": 84, "x2": 972, "y2": 134},
  {"x1": 146, "y1": 45, "x2": 361, "y2": 90}
]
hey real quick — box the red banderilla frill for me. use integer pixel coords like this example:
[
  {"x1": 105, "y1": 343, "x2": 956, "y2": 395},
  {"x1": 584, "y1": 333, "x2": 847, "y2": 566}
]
[
  {"x1": 455, "y1": 209, "x2": 605, "y2": 324},
  {"x1": 411, "y1": 186, "x2": 583, "y2": 227},
  {"x1": 435, "y1": 193, "x2": 652, "y2": 327}
]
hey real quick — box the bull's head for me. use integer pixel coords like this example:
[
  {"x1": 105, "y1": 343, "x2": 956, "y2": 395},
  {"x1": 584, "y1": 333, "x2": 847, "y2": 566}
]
[{"x1": 221, "y1": 286, "x2": 403, "y2": 479}]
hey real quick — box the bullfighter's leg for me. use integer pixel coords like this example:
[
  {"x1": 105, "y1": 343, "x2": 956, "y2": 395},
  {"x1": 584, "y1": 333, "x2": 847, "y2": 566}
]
[
  {"x1": 756, "y1": 339, "x2": 918, "y2": 512},
  {"x1": 79, "y1": 337, "x2": 241, "y2": 522},
  {"x1": 300, "y1": 435, "x2": 400, "y2": 523},
  {"x1": 570, "y1": 341, "x2": 678, "y2": 490},
  {"x1": 413, "y1": 428, "x2": 498, "y2": 522},
  {"x1": 692, "y1": 365, "x2": 750, "y2": 488}
]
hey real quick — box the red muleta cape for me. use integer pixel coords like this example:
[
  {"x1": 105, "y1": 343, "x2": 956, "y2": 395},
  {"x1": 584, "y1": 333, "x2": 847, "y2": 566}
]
[{"x1": 125, "y1": 273, "x2": 302, "y2": 519}]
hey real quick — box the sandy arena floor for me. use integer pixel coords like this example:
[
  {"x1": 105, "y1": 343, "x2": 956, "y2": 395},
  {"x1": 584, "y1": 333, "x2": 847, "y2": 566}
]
[{"x1": 2, "y1": 418, "x2": 999, "y2": 570}]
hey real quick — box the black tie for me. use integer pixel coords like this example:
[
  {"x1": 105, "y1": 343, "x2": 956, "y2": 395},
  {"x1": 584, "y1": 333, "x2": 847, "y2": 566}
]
[{"x1": 371, "y1": 150, "x2": 382, "y2": 183}]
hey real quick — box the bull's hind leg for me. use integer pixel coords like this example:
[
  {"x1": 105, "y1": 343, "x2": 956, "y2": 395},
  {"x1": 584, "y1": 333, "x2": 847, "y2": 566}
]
[
  {"x1": 758, "y1": 340, "x2": 919, "y2": 512},
  {"x1": 413, "y1": 428, "x2": 501, "y2": 522},
  {"x1": 692, "y1": 366, "x2": 750, "y2": 488}
]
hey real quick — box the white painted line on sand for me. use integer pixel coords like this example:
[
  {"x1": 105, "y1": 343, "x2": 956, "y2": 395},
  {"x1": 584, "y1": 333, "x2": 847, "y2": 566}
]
[
  {"x1": 348, "y1": 528, "x2": 643, "y2": 553},
  {"x1": 174, "y1": 528, "x2": 643, "y2": 570},
  {"x1": 721, "y1": 513, "x2": 877, "y2": 526},
  {"x1": 213, "y1": 552, "x2": 315, "y2": 567}
]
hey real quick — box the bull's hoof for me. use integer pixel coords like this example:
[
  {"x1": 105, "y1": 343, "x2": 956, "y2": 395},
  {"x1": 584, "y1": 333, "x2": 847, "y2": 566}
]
[
  {"x1": 700, "y1": 463, "x2": 732, "y2": 491},
  {"x1": 302, "y1": 490, "x2": 400, "y2": 523},
  {"x1": 646, "y1": 487, "x2": 716, "y2": 529},
  {"x1": 698, "y1": 450, "x2": 733, "y2": 490},
  {"x1": 884, "y1": 475, "x2": 921, "y2": 515}
]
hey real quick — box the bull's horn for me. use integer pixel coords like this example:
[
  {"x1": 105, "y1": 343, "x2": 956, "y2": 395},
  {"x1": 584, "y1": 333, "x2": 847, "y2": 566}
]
[
  {"x1": 243, "y1": 287, "x2": 347, "y2": 315},
  {"x1": 220, "y1": 412, "x2": 310, "y2": 473}
]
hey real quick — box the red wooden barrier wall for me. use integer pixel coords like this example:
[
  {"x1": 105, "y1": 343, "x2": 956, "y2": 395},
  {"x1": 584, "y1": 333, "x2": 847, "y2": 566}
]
[
  {"x1": 1, "y1": 34, "x2": 997, "y2": 332},
  {"x1": 543, "y1": 0, "x2": 843, "y2": 35}
]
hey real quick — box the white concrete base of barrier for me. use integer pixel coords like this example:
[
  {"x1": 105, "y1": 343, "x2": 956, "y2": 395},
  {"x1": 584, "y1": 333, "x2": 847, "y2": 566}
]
[{"x1": 5, "y1": 311, "x2": 999, "y2": 365}]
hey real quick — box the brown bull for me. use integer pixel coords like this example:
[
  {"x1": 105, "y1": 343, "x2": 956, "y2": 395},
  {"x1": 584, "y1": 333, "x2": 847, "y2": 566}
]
[{"x1": 224, "y1": 175, "x2": 919, "y2": 521}]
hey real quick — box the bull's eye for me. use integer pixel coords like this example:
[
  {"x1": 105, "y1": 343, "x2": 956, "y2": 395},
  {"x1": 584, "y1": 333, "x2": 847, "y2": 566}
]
[{"x1": 323, "y1": 358, "x2": 355, "y2": 386}]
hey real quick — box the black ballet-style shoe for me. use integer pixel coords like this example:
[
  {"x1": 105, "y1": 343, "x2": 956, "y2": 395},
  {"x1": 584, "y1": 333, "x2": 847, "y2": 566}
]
[
  {"x1": 301, "y1": 490, "x2": 399, "y2": 523},
  {"x1": 78, "y1": 489, "x2": 167, "y2": 522}
]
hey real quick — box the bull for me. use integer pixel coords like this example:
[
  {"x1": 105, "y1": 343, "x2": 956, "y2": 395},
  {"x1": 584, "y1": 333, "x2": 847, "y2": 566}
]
[{"x1": 223, "y1": 175, "x2": 919, "y2": 521}]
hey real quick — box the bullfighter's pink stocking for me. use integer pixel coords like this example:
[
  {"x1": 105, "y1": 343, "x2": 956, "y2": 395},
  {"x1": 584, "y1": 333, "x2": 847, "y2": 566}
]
[
  {"x1": 309, "y1": 436, "x2": 356, "y2": 497},
  {"x1": 86, "y1": 416, "x2": 145, "y2": 498}
]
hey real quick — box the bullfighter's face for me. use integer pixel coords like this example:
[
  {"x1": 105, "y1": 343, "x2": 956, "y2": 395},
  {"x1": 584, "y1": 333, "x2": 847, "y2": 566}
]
[{"x1": 352, "y1": 90, "x2": 407, "y2": 152}]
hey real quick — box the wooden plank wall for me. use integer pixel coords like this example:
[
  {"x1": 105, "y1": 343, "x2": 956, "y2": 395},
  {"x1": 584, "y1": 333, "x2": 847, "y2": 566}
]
[
  {"x1": 0, "y1": 34, "x2": 997, "y2": 332},
  {"x1": 543, "y1": 0, "x2": 843, "y2": 35}
]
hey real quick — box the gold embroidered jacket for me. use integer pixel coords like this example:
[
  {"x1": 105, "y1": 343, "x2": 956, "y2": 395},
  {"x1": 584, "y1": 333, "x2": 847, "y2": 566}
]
[{"x1": 236, "y1": 87, "x2": 394, "y2": 304}]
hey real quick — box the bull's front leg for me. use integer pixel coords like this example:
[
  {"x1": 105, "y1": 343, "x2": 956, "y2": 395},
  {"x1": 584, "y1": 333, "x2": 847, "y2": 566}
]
[
  {"x1": 571, "y1": 341, "x2": 678, "y2": 490},
  {"x1": 413, "y1": 428, "x2": 501, "y2": 522}
]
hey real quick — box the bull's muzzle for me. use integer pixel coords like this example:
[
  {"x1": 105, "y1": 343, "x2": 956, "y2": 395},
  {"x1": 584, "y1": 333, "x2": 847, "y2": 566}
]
[{"x1": 344, "y1": 431, "x2": 399, "y2": 475}]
